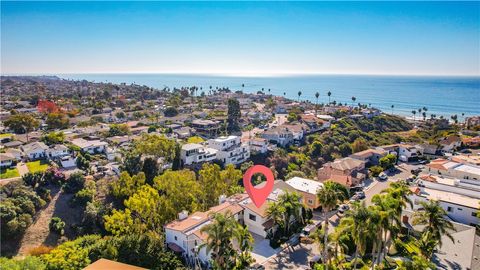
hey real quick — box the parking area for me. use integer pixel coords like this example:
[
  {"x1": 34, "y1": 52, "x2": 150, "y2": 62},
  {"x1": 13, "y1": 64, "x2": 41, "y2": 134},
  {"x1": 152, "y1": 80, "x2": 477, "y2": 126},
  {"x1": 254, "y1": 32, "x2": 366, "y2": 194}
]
[{"x1": 250, "y1": 233, "x2": 282, "y2": 265}]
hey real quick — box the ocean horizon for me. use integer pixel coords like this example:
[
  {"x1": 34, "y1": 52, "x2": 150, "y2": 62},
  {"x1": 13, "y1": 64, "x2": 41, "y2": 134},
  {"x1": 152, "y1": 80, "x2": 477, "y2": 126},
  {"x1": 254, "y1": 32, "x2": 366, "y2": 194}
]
[{"x1": 48, "y1": 73, "x2": 480, "y2": 119}]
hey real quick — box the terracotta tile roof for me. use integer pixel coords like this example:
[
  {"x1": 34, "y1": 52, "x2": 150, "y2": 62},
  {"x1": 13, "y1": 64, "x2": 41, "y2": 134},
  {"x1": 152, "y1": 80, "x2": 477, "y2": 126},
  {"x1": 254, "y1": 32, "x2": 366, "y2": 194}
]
[
  {"x1": 330, "y1": 157, "x2": 365, "y2": 171},
  {"x1": 242, "y1": 200, "x2": 270, "y2": 218},
  {"x1": 192, "y1": 228, "x2": 209, "y2": 241}
]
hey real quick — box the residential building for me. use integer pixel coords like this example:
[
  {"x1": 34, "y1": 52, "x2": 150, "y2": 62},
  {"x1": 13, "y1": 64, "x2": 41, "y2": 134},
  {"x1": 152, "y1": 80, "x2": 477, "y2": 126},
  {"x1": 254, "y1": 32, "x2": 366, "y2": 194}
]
[
  {"x1": 261, "y1": 126, "x2": 294, "y2": 147},
  {"x1": 462, "y1": 136, "x2": 480, "y2": 148},
  {"x1": 21, "y1": 142, "x2": 48, "y2": 160},
  {"x1": 401, "y1": 210, "x2": 478, "y2": 270},
  {"x1": 465, "y1": 116, "x2": 480, "y2": 129},
  {"x1": 60, "y1": 155, "x2": 76, "y2": 168},
  {"x1": 451, "y1": 154, "x2": 480, "y2": 166},
  {"x1": 191, "y1": 119, "x2": 221, "y2": 138},
  {"x1": 207, "y1": 136, "x2": 250, "y2": 165},
  {"x1": 350, "y1": 148, "x2": 388, "y2": 166},
  {"x1": 409, "y1": 184, "x2": 479, "y2": 227},
  {"x1": 438, "y1": 135, "x2": 461, "y2": 153},
  {"x1": 46, "y1": 144, "x2": 69, "y2": 159},
  {"x1": 286, "y1": 177, "x2": 323, "y2": 209},
  {"x1": 317, "y1": 157, "x2": 366, "y2": 187},
  {"x1": 397, "y1": 144, "x2": 420, "y2": 162},
  {"x1": 0, "y1": 153, "x2": 16, "y2": 168},
  {"x1": 4, "y1": 148, "x2": 23, "y2": 160},
  {"x1": 426, "y1": 158, "x2": 480, "y2": 180},
  {"x1": 245, "y1": 137, "x2": 268, "y2": 154},
  {"x1": 71, "y1": 138, "x2": 108, "y2": 154},
  {"x1": 180, "y1": 143, "x2": 217, "y2": 166}
]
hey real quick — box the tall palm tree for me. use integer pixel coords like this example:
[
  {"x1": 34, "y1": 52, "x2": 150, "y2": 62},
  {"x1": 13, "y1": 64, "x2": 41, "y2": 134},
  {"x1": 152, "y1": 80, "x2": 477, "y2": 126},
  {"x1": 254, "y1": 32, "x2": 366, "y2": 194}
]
[
  {"x1": 351, "y1": 96, "x2": 356, "y2": 107},
  {"x1": 327, "y1": 91, "x2": 332, "y2": 104},
  {"x1": 316, "y1": 181, "x2": 348, "y2": 267},
  {"x1": 315, "y1": 92, "x2": 320, "y2": 114},
  {"x1": 343, "y1": 202, "x2": 373, "y2": 270},
  {"x1": 283, "y1": 92, "x2": 286, "y2": 97},
  {"x1": 413, "y1": 200, "x2": 455, "y2": 247},
  {"x1": 412, "y1": 110, "x2": 416, "y2": 122},
  {"x1": 298, "y1": 91, "x2": 302, "y2": 102},
  {"x1": 391, "y1": 104, "x2": 394, "y2": 115},
  {"x1": 266, "y1": 201, "x2": 286, "y2": 237},
  {"x1": 278, "y1": 191, "x2": 304, "y2": 235}
]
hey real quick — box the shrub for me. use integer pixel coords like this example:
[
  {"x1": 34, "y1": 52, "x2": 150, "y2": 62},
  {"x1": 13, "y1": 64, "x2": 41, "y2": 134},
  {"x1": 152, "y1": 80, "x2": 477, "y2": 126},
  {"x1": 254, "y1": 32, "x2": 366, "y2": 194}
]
[
  {"x1": 28, "y1": 245, "x2": 54, "y2": 256},
  {"x1": 0, "y1": 256, "x2": 46, "y2": 270},
  {"x1": 369, "y1": 165, "x2": 384, "y2": 177},
  {"x1": 49, "y1": 217, "x2": 65, "y2": 235},
  {"x1": 64, "y1": 173, "x2": 85, "y2": 193}
]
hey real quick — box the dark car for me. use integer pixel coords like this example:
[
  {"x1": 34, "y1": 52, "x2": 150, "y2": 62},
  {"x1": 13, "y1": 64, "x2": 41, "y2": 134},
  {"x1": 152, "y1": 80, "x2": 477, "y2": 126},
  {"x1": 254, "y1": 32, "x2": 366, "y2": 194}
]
[
  {"x1": 250, "y1": 263, "x2": 265, "y2": 270},
  {"x1": 355, "y1": 191, "x2": 366, "y2": 200}
]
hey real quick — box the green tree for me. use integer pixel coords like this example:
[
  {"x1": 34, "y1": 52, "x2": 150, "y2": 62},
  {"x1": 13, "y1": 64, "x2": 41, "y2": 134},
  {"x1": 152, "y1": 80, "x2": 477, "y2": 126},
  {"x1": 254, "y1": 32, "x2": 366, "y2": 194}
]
[
  {"x1": 369, "y1": 165, "x2": 383, "y2": 177},
  {"x1": 63, "y1": 172, "x2": 85, "y2": 194},
  {"x1": 108, "y1": 123, "x2": 130, "y2": 136},
  {"x1": 42, "y1": 131, "x2": 65, "y2": 145},
  {"x1": 164, "y1": 106, "x2": 178, "y2": 117},
  {"x1": 0, "y1": 256, "x2": 46, "y2": 270},
  {"x1": 46, "y1": 112, "x2": 70, "y2": 130},
  {"x1": 49, "y1": 216, "x2": 66, "y2": 235},
  {"x1": 351, "y1": 138, "x2": 368, "y2": 153},
  {"x1": 133, "y1": 134, "x2": 177, "y2": 162},
  {"x1": 111, "y1": 172, "x2": 146, "y2": 200},
  {"x1": 199, "y1": 163, "x2": 226, "y2": 209},
  {"x1": 142, "y1": 157, "x2": 159, "y2": 184},
  {"x1": 227, "y1": 98, "x2": 241, "y2": 132},
  {"x1": 4, "y1": 113, "x2": 40, "y2": 141}
]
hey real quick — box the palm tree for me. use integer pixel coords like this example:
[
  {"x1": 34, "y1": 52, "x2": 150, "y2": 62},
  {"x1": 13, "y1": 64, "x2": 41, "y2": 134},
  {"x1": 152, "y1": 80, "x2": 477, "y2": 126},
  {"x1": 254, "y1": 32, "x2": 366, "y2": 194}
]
[
  {"x1": 327, "y1": 91, "x2": 332, "y2": 104},
  {"x1": 422, "y1": 112, "x2": 427, "y2": 121},
  {"x1": 413, "y1": 200, "x2": 455, "y2": 247},
  {"x1": 343, "y1": 202, "x2": 373, "y2": 270},
  {"x1": 391, "y1": 105, "x2": 394, "y2": 115},
  {"x1": 412, "y1": 110, "x2": 416, "y2": 122},
  {"x1": 279, "y1": 191, "x2": 304, "y2": 235},
  {"x1": 297, "y1": 91, "x2": 302, "y2": 102},
  {"x1": 283, "y1": 92, "x2": 286, "y2": 97},
  {"x1": 200, "y1": 212, "x2": 253, "y2": 269},
  {"x1": 234, "y1": 224, "x2": 254, "y2": 268},
  {"x1": 316, "y1": 181, "x2": 348, "y2": 266},
  {"x1": 351, "y1": 96, "x2": 356, "y2": 107},
  {"x1": 266, "y1": 201, "x2": 286, "y2": 237},
  {"x1": 315, "y1": 92, "x2": 320, "y2": 114}
]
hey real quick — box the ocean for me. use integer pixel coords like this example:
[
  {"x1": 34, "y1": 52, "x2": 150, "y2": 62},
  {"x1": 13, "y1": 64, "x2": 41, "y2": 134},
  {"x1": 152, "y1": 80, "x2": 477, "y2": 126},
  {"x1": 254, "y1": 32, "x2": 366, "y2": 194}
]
[{"x1": 59, "y1": 74, "x2": 480, "y2": 119}]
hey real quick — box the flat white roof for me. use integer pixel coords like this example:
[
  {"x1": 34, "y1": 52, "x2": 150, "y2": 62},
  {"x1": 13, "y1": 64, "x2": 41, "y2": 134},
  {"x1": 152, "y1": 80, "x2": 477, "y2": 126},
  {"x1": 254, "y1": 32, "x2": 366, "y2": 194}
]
[
  {"x1": 182, "y1": 143, "x2": 203, "y2": 151},
  {"x1": 212, "y1": 135, "x2": 238, "y2": 142},
  {"x1": 454, "y1": 163, "x2": 480, "y2": 176},
  {"x1": 420, "y1": 187, "x2": 479, "y2": 209},
  {"x1": 286, "y1": 177, "x2": 323, "y2": 195}
]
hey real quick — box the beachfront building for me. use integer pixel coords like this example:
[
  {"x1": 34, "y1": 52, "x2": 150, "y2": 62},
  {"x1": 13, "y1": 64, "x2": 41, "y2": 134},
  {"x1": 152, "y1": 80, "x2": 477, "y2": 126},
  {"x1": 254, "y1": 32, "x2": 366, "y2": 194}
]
[
  {"x1": 317, "y1": 157, "x2": 366, "y2": 188},
  {"x1": 207, "y1": 136, "x2": 250, "y2": 165}
]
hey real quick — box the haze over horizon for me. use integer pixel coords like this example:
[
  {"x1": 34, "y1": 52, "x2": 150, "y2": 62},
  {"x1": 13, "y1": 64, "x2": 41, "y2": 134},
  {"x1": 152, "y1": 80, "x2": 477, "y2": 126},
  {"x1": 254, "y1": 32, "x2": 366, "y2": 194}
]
[{"x1": 1, "y1": 1, "x2": 479, "y2": 76}]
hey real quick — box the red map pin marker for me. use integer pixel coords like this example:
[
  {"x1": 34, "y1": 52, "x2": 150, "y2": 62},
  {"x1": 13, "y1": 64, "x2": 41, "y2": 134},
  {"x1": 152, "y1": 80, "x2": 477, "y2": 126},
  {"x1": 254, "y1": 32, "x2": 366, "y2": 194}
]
[{"x1": 243, "y1": 165, "x2": 275, "y2": 208}]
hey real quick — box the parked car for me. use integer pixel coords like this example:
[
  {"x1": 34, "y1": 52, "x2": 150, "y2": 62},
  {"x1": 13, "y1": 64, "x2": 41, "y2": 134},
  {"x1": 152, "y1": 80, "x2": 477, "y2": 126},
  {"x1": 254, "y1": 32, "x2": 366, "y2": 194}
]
[
  {"x1": 355, "y1": 191, "x2": 365, "y2": 200},
  {"x1": 338, "y1": 204, "x2": 350, "y2": 214},
  {"x1": 300, "y1": 220, "x2": 322, "y2": 238},
  {"x1": 250, "y1": 263, "x2": 265, "y2": 270},
  {"x1": 309, "y1": 255, "x2": 322, "y2": 268},
  {"x1": 378, "y1": 172, "x2": 388, "y2": 181}
]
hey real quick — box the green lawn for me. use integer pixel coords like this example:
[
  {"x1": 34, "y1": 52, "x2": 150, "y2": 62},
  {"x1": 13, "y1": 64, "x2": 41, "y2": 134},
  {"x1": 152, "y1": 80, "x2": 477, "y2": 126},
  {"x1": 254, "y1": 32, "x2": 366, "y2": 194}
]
[
  {"x1": 0, "y1": 168, "x2": 20, "y2": 179},
  {"x1": 26, "y1": 160, "x2": 50, "y2": 173},
  {"x1": 0, "y1": 133, "x2": 13, "y2": 139}
]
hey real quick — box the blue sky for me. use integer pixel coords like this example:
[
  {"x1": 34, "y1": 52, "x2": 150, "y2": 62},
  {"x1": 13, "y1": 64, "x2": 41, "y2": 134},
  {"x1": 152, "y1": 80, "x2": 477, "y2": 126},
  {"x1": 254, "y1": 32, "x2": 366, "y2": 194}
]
[{"x1": 1, "y1": 1, "x2": 479, "y2": 76}]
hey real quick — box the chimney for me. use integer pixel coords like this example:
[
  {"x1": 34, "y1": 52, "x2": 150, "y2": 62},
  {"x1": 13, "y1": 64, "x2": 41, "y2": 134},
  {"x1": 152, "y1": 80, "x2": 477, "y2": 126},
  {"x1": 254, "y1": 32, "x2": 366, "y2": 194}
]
[
  {"x1": 178, "y1": 210, "x2": 189, "y2": 220},
  {"x1": 219, "y1": 195, "x2": 227, "y2": 205}
]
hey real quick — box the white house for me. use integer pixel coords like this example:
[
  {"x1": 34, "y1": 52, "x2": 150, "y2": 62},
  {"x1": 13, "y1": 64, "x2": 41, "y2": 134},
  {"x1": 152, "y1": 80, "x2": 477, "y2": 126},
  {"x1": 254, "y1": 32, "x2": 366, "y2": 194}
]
[
  {"x1": 261, "y1": 126, "x2": 294, "y2": 147},
  {"x1": 46, "y1": 144, "x2": 70, "y2": 159},
  {"x1": 21, "y1": 142, "x2": 48, "y2": 160},
  {"x1": 246, "y1": 137, "x2": 268, "y2": 154},
  {"x1": 180, "y1": 143, "x2": 217, "y2": 166},
  {"x1": 427, "y1": 158, "x2": 480, "y2": 180},
  {"x1": 438, "y1": 135, "x2": 461, "y2": 153},
  {"x1": 409, "y1": 186, "x2": 479, "y2": 227},
  {"x1": 397, "y1": 144, "x2": 421, "y2": 162},
  {"x1": 207, "y1": 136, "x2": 250, "y2": 166},
  {"x1": 0, "y1": 153, "x2": 16, "y2": 168},
  {"x1": 71, "y1": 138, "x2": 108, "y2": 154}
]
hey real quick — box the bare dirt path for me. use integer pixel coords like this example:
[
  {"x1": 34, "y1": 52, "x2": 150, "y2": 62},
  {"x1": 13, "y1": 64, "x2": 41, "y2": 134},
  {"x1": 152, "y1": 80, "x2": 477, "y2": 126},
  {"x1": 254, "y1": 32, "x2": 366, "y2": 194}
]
[{"x1": 17, "y1": 189, "x2": 61, "y2": 256}]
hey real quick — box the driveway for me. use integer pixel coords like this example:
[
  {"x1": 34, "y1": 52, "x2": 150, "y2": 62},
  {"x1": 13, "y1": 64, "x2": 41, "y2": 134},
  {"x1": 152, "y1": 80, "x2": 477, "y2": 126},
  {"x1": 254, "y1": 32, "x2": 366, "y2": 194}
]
[
  {"x1": 16, "y1": 162, "x2": 29, "y2": 176},
  {"x1": 262, "y1": 239, "x2": 319, "y2": 269},
  {"x1": 250, "y1": 233, "x2": 281, "y2": 264}
]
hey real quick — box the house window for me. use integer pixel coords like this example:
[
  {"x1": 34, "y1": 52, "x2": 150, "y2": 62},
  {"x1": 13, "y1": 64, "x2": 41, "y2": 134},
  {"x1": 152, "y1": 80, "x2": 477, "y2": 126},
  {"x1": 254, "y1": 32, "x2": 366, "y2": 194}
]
[
  {"x1": 447, "y1": 207, "x2": 453, "y2": 212},
  {"x1": 174, "y1": 236, "x2": 177, "y2": 241},
  {"x1": 457, "y1": 208, "x2": 462, "y2": 211},
  {"x1": 249, "y1": 214, "x2": 256, "y2": 221},
  {"x1": 308, "y1": 199, "x2": 314, "y2": 205},
  {"x1": 471, "y1": 212, "x2": 477, "y2": 217}
]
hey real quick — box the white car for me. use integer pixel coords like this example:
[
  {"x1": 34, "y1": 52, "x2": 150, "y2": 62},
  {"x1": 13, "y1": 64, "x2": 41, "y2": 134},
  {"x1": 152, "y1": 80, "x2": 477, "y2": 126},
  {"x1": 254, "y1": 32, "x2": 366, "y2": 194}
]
[
  {"x1": 378, "y1": 172, "x2": 388, "y2": 181},
  {"x1": 338, "y1": 204, "x2": 350, "y2": 214}
]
